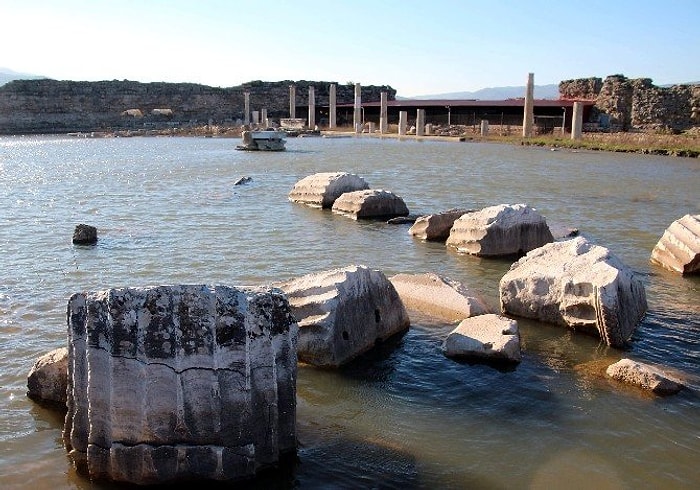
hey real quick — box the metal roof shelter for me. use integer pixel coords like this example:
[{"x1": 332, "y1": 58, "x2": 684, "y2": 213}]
[{"x1": 330, "y1": 98, "x2": 595, "y2": 132}]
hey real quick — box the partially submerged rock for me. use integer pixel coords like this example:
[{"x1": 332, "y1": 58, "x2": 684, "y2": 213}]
[
  {"x1": 650, "y1": 214, "x2": 700, "y2": 275},
  {"x1": 409, "y1": 208, "x2": 471, "y2": 241},
  {"x1": 331, "y1": 189, "x2": 409, "y2": 220},
  {"x1": 233, "y1": 176, "x2": 252, "y2": 186},
  {"x1": 288, "y1": 172, "x2": 369, "y2": 208},
  {"x1": 64, "y1": 285, "x2": 298, "y2": 484},
  {"x1": 277, "y1": 265, "x2": 410, "y2": 367},
  {"x1": 389, "y1": 272, "x2": 491, "y2": 322},
  {"x1": 548, "y1": 222, "x2": 579, "y2": 240},
  {"x1": 27, "y1": 347, "x2": 68, "y2": 407},
  {"x1": 606, "y1": 358, "x2": 684, "y2": 395},
  {"x1": 72, "y1": 224, "x2": 97, "y2": 245},
  {"x1": 446, "y1": 203, "x2": 553, "y2": 256},
  {"x1": 442, "y1": 314, "x2": 521, "y2": 363},
  {"x1": 499, "y1": 237, "x2": 647, "y2": 348}
]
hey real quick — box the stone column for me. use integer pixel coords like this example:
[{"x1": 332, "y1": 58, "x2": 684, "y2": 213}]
[
  {"x1": 380, "y1": 92, "x2": 388, "y2": 134},
  {"x1": 329, "y1": 83, "x2": 337, "y2": 129},
  {"x1": 261, "y1": 108, "x2": 268, "y2": 127},
  {"x1": 252, "y1": 110, "x2": 260, "y2": 125},
  {"x1": 289, "y1": 85, "x2": 296, "y2": 119},
  {"x1": 354, "y1": 83, "x2": 362, "y2": 134},
  {"x1": 398, "y1": 111, "x2": 407, "y2": 135},
  {"x1": 522, "y1": 73, "x2": 534, "y2": 137},
  {"x1": 244, "y1": 91, "x2": 250, "y2": 126},
  {"x1": 308, "y1": 86, "x2": 316, "y2": 129},
  {"x1": 571, "y1": 102, "x2": 583, "y2": 140},
  {"x1": 480, "y1": 120, "x2": 489, "y2": 136},
  {"x1": 416, "y1": 109, "x2": 425, "y2": 136}
]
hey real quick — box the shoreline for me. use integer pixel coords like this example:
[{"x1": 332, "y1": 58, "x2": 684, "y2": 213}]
[{"x1": 3, "y1": 125, "x2": 699, "y2": 158}]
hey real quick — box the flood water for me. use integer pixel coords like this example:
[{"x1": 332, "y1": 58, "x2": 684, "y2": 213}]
[{"x1": 0, "y1": 134, "x2": 698, "y2": 489}]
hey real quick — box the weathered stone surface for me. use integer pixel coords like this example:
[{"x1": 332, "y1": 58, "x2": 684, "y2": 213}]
[
  {"x1": 27, "y1": 347, "x2": 68, "y2": 406},
  {"x1": 277, "y1": 265, "x2": 410, "y2": 367},
  {"x1": 389, "y1": 272, "x2": 491, "y2": 322},
  {"x1": 72, "y1": 224, "x2": 97, "y2": 245},
  {"x1": 499, "y1": 237, "x2": 647, "y2": 348},
  {"x1": 288, "y1": 172, "x2": 369, "y2": 208},
  {"x1": 650, "y1": 214, "x2": 700, "y2": 275},
  {"x1": 562, "y1": 74, "x2": 700, "y2": 131},
  {"x1": 331, "y1": 189, "x2": 409, "y2": 220},
  {"x1": 446, "y1": 203, "x2": 553, "y2": 257},
  {"x1": 442, "y1": 314, "x2": 521, "y2": 363},
  {"x1": 408, "y1": 208, "x2": 471, "y2": 241},
  {"x1": 63, "y1": 285, "x2": 298, "y2": 484},
  {"x1": 606, "y1": 358, "x2": 684, "y2": 395}
]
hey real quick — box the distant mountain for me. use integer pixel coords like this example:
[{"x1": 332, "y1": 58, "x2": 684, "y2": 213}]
[
  {"x1": 0, "y1": 67, "x2": 47, "y2": 86},
  {"x1": 401, "y1": 83, "x2": 561, "y2": 101}
]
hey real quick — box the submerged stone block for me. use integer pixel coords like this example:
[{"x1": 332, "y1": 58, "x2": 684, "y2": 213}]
[
  {"x1": 446, "y1": 203, "x2": 553, "y2": 256},
  {"x1": 277, "y1": 265, "x2": 410, "y2": 367},
  {"x1": 63, "y1": 285, "x2": 298, "y2": 484},
  {"x1": 442, "y1": 314, "x2": 521, "y2": 363},
  {"x1": 499, "y1": 237, "x2": 647, "y2": 348},
  {"x1": 650, "y1": 214, "x2": 700, "y2": 275},
  {"x1": 389, "y1": 272, "x2": 491, "y2": 322},
  {"x1": 288, "y1": 172, "x2": 369, "y2": 208},
  {"x1": 331, "y1": 189, "x2": 409, "y2": 220},
  {"x1": 408, "y1": 208, "x2": 472, "y2": 241}
]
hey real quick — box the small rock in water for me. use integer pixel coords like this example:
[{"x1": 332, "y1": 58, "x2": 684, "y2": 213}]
[
  {"x1": 72, "y1": 224, "x2": 97, "y2": 245},
  {"x1": 233, "y1": 176, "x2": 252, "y2": 186}
]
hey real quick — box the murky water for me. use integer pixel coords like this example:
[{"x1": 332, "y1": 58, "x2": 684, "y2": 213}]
[{"x1": 0, "y1": 135, "x2": 698, "y2": 489}]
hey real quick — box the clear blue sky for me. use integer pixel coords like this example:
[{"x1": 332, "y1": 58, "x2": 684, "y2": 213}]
[{"x1": 1, "y1": 0, "x2": 697, "y2": 96}]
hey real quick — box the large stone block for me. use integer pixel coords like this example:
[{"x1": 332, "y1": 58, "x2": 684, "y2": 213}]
[
  {"x1": 446, "y1": 203, "x2": 553, "y2": 257},
  {"x1": 331, "y1": 189, "x2": 409, "y2": 220},
  {"x1": 650, "y1": 214, "x2": 700, "y2": 275},
  {"x1": 389, "y1": 272, "x2": 491, "y2": 322},
  {"x1": 277, "y1": 265, "x2": 410, "y2": 367},
  {"x1": 442, "y1": 314, "x2": 521, "y2": 364},
  {"x1": 408, "y1": 208, "x2": 471, "y2": 241},
  {"x1": 63, "y1": 285, "x2": 297, "y2": 484},
  {"x1": 288, "y1": 172, "x2": 369, "y2": 208},
  {"x1": 499, "y1": 237, "x2": 647, "y2": 348}
]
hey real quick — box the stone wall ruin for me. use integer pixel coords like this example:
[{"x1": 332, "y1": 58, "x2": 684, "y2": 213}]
[{"x1": 559, "y1": 74, "x2": 700, "y2": 131}]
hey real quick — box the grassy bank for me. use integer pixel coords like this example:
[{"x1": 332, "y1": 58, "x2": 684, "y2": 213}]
[
  {"x1": 327, "y1": 125, "x2": 700, "y2": 158},
  {"x1": 503, "y1": 131, "x2": 700, "y2": 158}
]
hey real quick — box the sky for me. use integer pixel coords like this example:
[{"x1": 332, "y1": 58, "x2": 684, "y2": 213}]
[{"x1": 1, "y1": 0, "x2": 698, "y2": 97}]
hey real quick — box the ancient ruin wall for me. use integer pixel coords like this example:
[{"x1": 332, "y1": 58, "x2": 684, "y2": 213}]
[
  {"x1": 0, "y1": 79, "x2": 396, "y2": 134},
  {"x1": 560, "y1": 75, "x2": 699, "y2": 131}
]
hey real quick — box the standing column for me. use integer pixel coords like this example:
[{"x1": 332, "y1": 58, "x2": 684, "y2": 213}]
[
  {"x1": 416, "y1": 109, "x2": 425, "y2": 136},
  {"x1": 398, "y1": 111, "x2": 407, "y2": 135},
  {"x1": 251, "y1": 110, "x2": 260, "y2": 125},
  {"x1": 308, "y1": 86, "x2": 316, "y2": 129},
  {"x1": 380, "y1": 91, "x2": 388, "y2": 134},
  {"x1": 329, "y1": 83, "x2": 337, "y2": 129},
  {"x1": 480, "y1": 120, "x2": 489, "y2": 136},
  {"x1": 289, "y1": 85, "x2": 296, "y2": 119},
  {"x1": 522, "y1": 72, "x2": 534, "y2": 138},
  {"x1": 353, "y1": 83, "x2": 362, "y2": 134},
  {"x1": 244, "y1": 91, "x2": 250, "y2": 126},
  {"x1": 571, "y1": 101, "x2": 583, "y2": 140},
  {"x1": 261, "y1": 108, "x2": 268, "y2": 127}
]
